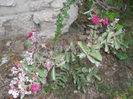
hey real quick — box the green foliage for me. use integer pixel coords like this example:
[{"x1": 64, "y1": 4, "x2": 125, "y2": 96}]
[
  {"x1": 51, "y1": 0, "x2": 129, "y2": 95},
  {"x1": 51, "y1": 66, "x2": 56, "y2": 81},
  {"x1": 22, "y1": 61, "x2": 48, "y2": 84},
  {"x1": 52, "y1": 69, "x2": 68, "y2": 88},
  {"x1": 85, "y1": 0, "x2": 93, "y2": 9},
  {"x1": 115, "y1": 24, "x2": 123, "y2": 30},
  {"x1": 116, "y1": 52, "x2": 129, "y2": 60},
  {"x1": 72, "y1": 69, "x2": 88, "y2": 92},
  {"x1": 101, "y1": 11, "x2": 120, "y2": 22},
  {"x1": 27, "y1": 39, "x2": 31, "y2": 48},
  {"x1": 99, "y1": 26, "x2": 127, "y2": 53},
  {"x1": 9, "y1": 0, "x2": 133, "y2": 98},
  {"x1": 81, "y1": 8, "x2": 128, "y2": 65},
  {"x1": 78, "y1": 42, "x2": 102, "y2": 65},
  {"x1": 53, "y1": 0, "x2": 79, "y2": 43},
  {"x1": 51, "y1": 42, "x2": 100, "y2": 92}
]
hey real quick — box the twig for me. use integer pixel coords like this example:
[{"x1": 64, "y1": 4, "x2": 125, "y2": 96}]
[{"x1": 94, "y1": 0, "x2": 124, "y2": 13}]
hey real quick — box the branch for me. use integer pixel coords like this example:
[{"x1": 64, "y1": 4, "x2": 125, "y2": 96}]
[{"x1": 94, "y1": 0, "x2": 125, "y2": 13}]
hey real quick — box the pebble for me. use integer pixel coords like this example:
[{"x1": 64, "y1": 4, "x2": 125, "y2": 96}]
[
  {"x1": 6, "y1": 41, "x2": 12, "y2": 46},
  {"x1": 0, "y1": 55, "x2": 9, "y2": 66}
]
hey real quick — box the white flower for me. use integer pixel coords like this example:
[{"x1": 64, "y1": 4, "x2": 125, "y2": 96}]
[
  {"x1": 25, "y1": 91, "x2": 32, "y2": 95},
  {"x1": 22, "y1": 51, "x2": 34, "y2": 65},
  {"x1": 18, "y1": 84, "x2": 22, "y2": 89},
  {"x1": 8, "y1": 89, "x2": 19, "y2": 98},
  {"x1": 10, "y1": 80, "x2": 18, "y2": 85},
  {"x1": 11, "y1": 67, "x2": 19, "y2": 74},
  {"x1": 110, "y1": 18, "x2": 120, "y2": 26}
]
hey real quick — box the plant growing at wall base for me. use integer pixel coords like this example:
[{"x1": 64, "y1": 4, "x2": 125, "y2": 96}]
[
  {"x1": 78, "y1": 8, "x2": 128, "y2": 66},
  {"x1": 8, "y1": 31, "x2": 101, "y2": 98}
]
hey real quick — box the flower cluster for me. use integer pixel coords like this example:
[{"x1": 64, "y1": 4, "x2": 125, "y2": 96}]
[
  {"x1": 8, "y1": 30, "x2": 60, "y2": 98},
  {"x1": 9, "y1": 31, "x2": 43, "y2": 98},
  {"x1": 44, "y1": 60, "x2": 54, "y2": 71},
  {"x1": 102, "y1": 17, "x2": 109, "y2": 25},
  {"x1": 31, "y1": 84, "x2": 41, "y2": 93},
  {"x1": 91, "y1": 15, "x2": 100, "y2": 25},
  {"x1": 27, "y1": 30, "x2": 39, "y2": 43},
  {"x1": 88, "y1": 9, "x2": 109, "y2": 25},
  {"x1": 91, "y1": 15, "x2": 109, "y2": 25},
  {"x1": 9, "y1": 65, "x2": 41, "y2": 98},
  {"x1": 9, "y1": 65, "x2": 32, "y2": 98},
  {"x1": 22, "y1": 51, "x2": 34, "y2": 65}
]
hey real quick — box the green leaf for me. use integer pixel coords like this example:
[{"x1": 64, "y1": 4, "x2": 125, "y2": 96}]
[
  {"x1": 22, "y1": 64, "x2": 36, "y2": 72},
  {"x1": 114, "y1": 38, "x2": 120, "y2": 50},
  {"x1": 51, "y1": 66, "x2": 56, "y2": 81},
  {"x1": 88, "y1": 25, "x2": 98, "y2": 29},
  {"x1": 89, "y1": 50, "x2": 102, "y2": 61},
  {"x1": 43, "y1": 69, "x2": 48, "y2": 77},
  {"x1": 78, "y1": 41, "x2": 101, "y2": 65},
  {"x1": 55, "y1": 55, "x2": 62, "y2": 64},
  {"x1": 105, "y1": 43, "x2": 109, "y2": 53},
  {"x1": 71, "y1": 54, "x2": 76, "y2": 61},
  {"x1": 94, "y1": 75, "x2": 101, "y2": 81},
  {"x1": 116, "y1": 53, "x2": 129, "y2": 60},
  {"x1": 28, "y1": 74, "x2": 36, "y2": 80},
  {"x1": 27, "y1": 40, "x2": 31, "y2": 48},
  {"x1": 36, "y1": 69, "x2": 45, "y2": 77},
  {"x1": 78, "y1": 53, "x2": 86, "y2": 59},
  {"x1": 115, "y1": 28, "x2": 123, "y2": 36},
  {"x1": 70, "y1": 42, "x2": 75, "y2": 50},
  {"x1": 87, "y1": 74, "x2": 92, "y2": 82},
  {"x1": 82, "y1": 67, "x2": 88, "y2": 73},
  {"x1": 107, "y1": 32, "x2": 114, "y2": 42},
  {"x1": 38, "y1": 76, "x2": 46, "y2": 83},
  {"x1": 57, "y1": 61, "x2": 66, "y2": 68},
  {"x1": 78, "y1": 85, "x2": 81, "y2": 90},
  {"x1": 115, "y1": 24, "x2": 123, "y2": 30},
  {"x1": 65, "y1": 52, "x2": 71, "y2": 62},
  {"x1": 91, "y1": 67, "x2": 99, "y2": 74},
  {"x1": 86, "y1": 53, "x2": 100, "y2": 65}
]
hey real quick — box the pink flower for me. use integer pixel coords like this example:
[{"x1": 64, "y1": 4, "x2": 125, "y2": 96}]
[
  {"x1": 44, "y1": 60, "x2": 53, "y2": 71},
  {"x1": 91, "y1": 9, "x2": 96, "y2": 13},
  {"x1": 91, "y1": 16, "x2": 100, "y2": 25},
  {"x1": 28, "y1": 47, "x2": 33, "y2": 51},
  {"x1": 32, "y1": 76, "x2": 37, "y2": 81},
  {"x1": 27, "y1": 33, "x2": 33, "y2": 37},
  {"x1": 31, "y1": 30, "x2": 37, "y2": 33},
  {"x1": 16, "y1": 64, "x2": 20, "y2": 68},
  {"x1": 103, "y1": 17, "x2": 109, "y2": 25},
  {"x1": 31, "y1": 84, "x2": 41, "y2": 93}
]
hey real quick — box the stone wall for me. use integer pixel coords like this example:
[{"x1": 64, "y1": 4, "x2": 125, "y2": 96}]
[{"x1": 0, "y1": 0, "x2": 78, "y2": 39}]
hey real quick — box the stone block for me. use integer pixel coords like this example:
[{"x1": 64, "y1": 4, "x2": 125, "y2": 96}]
[
  {"x1": 0, "y1": 0, "x2": 79, "y2": 39},
  {"x1": 51, "y1": 0, "x2": 66, "y2": 8},
  {"x1": 0, "y1": 0, "x2": 16, "y2": 7},
  {"x1": 0, "y1": 14, "x2": 36, "y2": 39}
]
